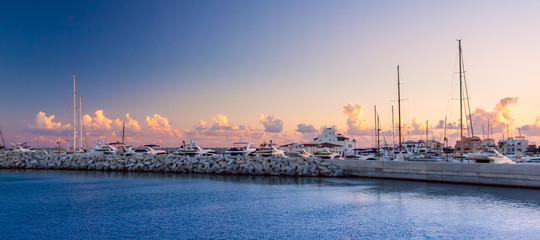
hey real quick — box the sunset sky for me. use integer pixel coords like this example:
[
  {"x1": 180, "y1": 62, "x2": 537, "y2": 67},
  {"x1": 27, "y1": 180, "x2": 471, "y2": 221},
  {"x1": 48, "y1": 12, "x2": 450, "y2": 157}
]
[{"x1": 2, "y1": 0, "x2": 540, "y2": 147}]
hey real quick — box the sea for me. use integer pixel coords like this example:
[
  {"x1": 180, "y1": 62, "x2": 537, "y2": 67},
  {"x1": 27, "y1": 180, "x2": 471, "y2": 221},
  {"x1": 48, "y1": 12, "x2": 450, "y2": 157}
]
[{"x1": 1, "y1": 169, "x2": 539, "y2": 239}]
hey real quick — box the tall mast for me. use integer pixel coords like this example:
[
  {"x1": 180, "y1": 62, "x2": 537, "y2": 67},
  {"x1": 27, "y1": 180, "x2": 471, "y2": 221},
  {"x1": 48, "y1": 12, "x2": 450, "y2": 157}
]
[
  {"x1": 392, "y1": 105, "x2": 395, "y2": 151},
  {"x1": 377, "y1": 114, "x2": 381, "y2": 160},
  {"x1": 458, "y1": 40, "x2": 464, "y2": 162},
  {"x1": 397, "y1": 65, "x2": 402, "y2": 151},
  {"x1": 0, "y1": 128, "x2": 5, "y2": 147},
  {"x1": 375, "y1": 105, "x2": 379, "y2": 160},
  {"x1": 73, "y1": 74, "x2": 77, "y2": 150},
  {"x1": 426, "y1": 120, "x2": 429, "y2": 145},
  {"x1": 443, "y1": 116, "x2": 448, "y2": 148},
  {"x1": 79, "y1": 95, "x2": 83, "y2": 149},
  {"x1": 122, "y1": 123, "x2": 125, "y2": 145}
]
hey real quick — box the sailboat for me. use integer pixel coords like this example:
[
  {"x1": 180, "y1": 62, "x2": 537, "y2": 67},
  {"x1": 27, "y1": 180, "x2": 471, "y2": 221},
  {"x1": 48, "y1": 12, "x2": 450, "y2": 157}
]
[{"x1": 451, "y1": 40, "x2": 514, "y2": 164}]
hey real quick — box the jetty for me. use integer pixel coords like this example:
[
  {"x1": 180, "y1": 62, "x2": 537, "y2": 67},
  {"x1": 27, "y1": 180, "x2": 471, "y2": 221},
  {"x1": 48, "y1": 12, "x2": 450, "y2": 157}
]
[
  {"x1": 330, "y1": 159, "x2": 540, "y2": 189},
  {"x1": 0, "y1": 151, "x2": 343, "y2": 177}
]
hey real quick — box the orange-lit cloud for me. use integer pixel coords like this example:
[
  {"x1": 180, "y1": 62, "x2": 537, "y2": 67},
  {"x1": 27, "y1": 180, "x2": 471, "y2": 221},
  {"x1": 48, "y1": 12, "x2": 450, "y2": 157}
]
[
  {"x1": 342, "y1": 103, "x2": 370, "y2": 136},
  {"x1": 470, "y1": 97, "x2": 518, "y2": 135},
  {"x1": 32, "y1": 112, "x2": 69, "y2": 130},
  {"x1": 83, "y1": 110, "x2": 114, "y2": 130},
  {"x1": 146, "y1": 114, "x2": 181, "y2": 137},
  {"x1": 124, "y1": 113, "x2": 141, "y2": 131}
]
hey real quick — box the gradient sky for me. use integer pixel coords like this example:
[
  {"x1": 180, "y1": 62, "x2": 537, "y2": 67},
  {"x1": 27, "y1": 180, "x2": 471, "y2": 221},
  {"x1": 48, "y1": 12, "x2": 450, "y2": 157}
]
[{"x1": 2, "y1": 0, "x2": 540, "y2": 147}]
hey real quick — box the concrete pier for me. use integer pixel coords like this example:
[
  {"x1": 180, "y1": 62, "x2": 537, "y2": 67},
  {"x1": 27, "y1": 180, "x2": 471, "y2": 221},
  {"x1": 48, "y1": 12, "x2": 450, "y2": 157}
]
[{"x1": 329, "y1": 159, "x2": 540, "y2": 188}]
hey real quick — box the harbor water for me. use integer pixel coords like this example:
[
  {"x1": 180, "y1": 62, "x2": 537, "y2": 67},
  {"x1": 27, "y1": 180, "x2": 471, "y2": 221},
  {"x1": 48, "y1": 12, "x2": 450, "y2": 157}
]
[{"x1": 1, "y1": 169, "x2": 539, "y2": 239}]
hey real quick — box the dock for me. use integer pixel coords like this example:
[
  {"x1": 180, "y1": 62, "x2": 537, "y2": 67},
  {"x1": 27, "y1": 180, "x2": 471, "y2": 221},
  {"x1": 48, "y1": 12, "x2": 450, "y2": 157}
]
[{"x1": 329, "y1": 159, "x2": 540, "y2": 188}]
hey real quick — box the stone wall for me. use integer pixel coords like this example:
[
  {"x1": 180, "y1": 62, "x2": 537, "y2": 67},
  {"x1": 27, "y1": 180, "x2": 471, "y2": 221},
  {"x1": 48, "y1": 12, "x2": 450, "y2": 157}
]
[{"x1": 0, "y1": 151, "x2": 343, "y2": 177}]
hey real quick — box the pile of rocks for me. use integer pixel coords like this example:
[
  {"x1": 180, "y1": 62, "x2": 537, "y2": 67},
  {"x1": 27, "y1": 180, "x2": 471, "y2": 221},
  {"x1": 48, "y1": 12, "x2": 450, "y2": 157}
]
[{"x1": 0, "y1": 151, "x2": 343, "y2": 177}]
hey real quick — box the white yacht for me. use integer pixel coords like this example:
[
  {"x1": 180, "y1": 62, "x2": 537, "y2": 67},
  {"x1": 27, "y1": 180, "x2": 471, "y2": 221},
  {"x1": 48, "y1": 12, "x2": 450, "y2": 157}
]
[
  {"x1": 11, "y1": 143, "x2": 36, "y2": 153},
  {"x1": 313, "y1": 148, "x2": 340, "y2": 159},
  {"x1": 465, "y1": 147, "x2": 515, "y2": 164},
  {"x1": 285, "y1": 149, "x2": 312, "y2": 158},
  {"x1": 134, "y1": 144, "x2": 167, "y2": 155},
  {"x1": 176, "y1": 140, "x2": 215, "y2": 157},
  {"x1": 252, "y1": 141, "x2": 285, "y2": 157},
  {"x1": 225, "y1": 142, "x2": 256, "y2": 156},
  {"x1": 93, "y1": 140, "x2": 118, "y2": 155}
]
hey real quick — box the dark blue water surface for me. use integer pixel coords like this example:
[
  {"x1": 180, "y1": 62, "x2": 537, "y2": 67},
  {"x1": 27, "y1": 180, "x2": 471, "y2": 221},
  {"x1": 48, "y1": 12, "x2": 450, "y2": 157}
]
[{"x1": 1, "y1": 170, "x2": 539, "y2": 239}]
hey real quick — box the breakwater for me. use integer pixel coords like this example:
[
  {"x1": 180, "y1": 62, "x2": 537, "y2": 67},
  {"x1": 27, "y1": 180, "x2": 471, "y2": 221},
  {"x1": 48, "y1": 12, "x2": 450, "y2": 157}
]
[
  {"x1": 0, "y1": 151, "x2": 343, "y2": 177},
  {"x1": 329, "y1": 159, "x2": 540, "y2": 188}
]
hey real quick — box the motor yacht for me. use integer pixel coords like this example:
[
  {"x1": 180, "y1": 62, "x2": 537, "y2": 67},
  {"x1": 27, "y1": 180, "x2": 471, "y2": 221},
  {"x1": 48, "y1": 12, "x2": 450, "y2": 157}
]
[
  {"x1": 176, "y1": 140, "x2": 215, "y2": 157},
  {"x1": 225, "y1": 142, "x2": 256, "y2": 156},
  {"x1": 313, "y1": 148, "x2": 340, "y2": 159},
  {"x1": 252, "y1": 141, "x2": 285, "y2": 157},
  {"x1": 284, "y1": 149, "x2": 312, "y2": 158},
  {"x1": 134, "y1": 144, "x2": 167, "y2": 155},
  {"x1": 464, "y1": 147, "x2": 515, "y2": 164},
  {"x1": 93, "y1": 140, "x2": 118, "y2": 155}
]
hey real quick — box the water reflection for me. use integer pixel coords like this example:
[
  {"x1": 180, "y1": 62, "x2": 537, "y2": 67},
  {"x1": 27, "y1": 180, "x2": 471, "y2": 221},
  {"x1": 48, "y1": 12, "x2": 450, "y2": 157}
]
[{"x1": 2, "y1": 169, "x2": 540, "y2": 207}]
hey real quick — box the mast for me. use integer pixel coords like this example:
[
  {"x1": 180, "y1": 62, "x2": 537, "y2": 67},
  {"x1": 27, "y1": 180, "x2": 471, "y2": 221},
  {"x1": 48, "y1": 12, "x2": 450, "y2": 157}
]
[
  {"x1": 426, "y1": 120, "x2": 429, "y2": 145},
  {"x1": 458, "y1": 40, "x2": 464, "y2": 162},
  {"x1": 392, "y1": 105, "x2": 395, "y2": 151},
  {"x1": 122, "y1": 123, "x2": 125, "y2": 145},
  {"x1": 0, "y1": 128, "x2": 5, "y2": 147},
  {"x1": 73, "y1": 74, "x2": 77, "y2": 150},
  {"x1": 375, "y1": 105, "x2": 380, "y2": 160},
  {"x1": 397, "y1": 65, "x2": 402, "y2": 151},
  {"x1": 79, "y1": 95, "x2": 82, "y2": 149},
  {"x1": 443, "y1": 116, "x2": 448, "y2": 148},
  {"x1": 377, "y1": 114, "x2": 381, "y2": 160}
]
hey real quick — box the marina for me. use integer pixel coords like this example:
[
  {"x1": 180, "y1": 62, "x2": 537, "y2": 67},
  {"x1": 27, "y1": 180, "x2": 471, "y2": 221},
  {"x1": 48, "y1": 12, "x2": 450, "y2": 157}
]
[{"x1": 3, "y1": 1, "x2": 540, "y2": 238}]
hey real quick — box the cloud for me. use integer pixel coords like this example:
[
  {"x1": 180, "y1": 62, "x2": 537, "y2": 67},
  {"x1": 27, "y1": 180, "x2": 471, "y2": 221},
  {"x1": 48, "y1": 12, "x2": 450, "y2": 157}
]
[
  {"x1": 83, "y1": 110, "x2": 114, "y2": 130},
  {"x1": 469, "y1": 97, "x2": 518, "y2": 135},
  {"x1": 124, "y1": 113, "x2": 141, "y2": 131},
  {"x1": 296, "y1": 123, "x2": 318, "y2": 133},
  {"x1": 258, "y1": 114, "x2": 283, "y2": 133},
  {"x1": 402, "y1": 118, "x2": 426, "y2": 136},
  {"x1": 26, "y1": 112, "x2": 70, "y2": 136},
  {"x1": 342, "y1": 103, "x2": 370, "y2": 136},
  {"x1": 520, "y1": 116, "x2": 540, "y2": 136},
  {"x1": 434, "y1": 120, "x2": 459, "y2": 130},
  {"x1": 195, "y1": 114, "x2": 243, "y2": 136},
  {"x1": 495, "y1": 97, "x2": 518, "y2": 123},
  {"x1": 146, "y1": 114, "x2": 181, "y2": 137},
  {"x1": 33, "y1": 112, "x2": 68, "y2": 130}
]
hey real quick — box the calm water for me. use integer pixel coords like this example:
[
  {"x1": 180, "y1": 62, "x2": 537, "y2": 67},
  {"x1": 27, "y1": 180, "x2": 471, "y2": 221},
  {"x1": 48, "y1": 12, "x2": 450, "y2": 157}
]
[{"x1": 1, "y1": 170, "x2": 540, "y2": 239}]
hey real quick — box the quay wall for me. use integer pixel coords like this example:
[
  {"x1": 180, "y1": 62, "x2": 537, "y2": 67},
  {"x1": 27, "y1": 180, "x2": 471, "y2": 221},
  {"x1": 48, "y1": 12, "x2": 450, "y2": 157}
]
[
  {"x1": 0, "y1": 151, "x2": 343, "y2": 177},
  {"x1": 329, "y1": 159, "x2": 540, "y2": 188}
]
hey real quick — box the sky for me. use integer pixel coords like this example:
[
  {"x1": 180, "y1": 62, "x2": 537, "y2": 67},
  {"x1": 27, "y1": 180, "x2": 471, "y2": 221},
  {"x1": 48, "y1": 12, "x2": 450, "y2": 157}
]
[{"x1": 2, "y1": 0, "x2": 540, "y2": 148}]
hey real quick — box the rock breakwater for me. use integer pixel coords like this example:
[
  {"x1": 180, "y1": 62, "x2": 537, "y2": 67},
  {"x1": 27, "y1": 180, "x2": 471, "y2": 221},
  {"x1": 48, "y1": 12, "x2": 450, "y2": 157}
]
[{"x1": 0, "y1": 151, "x2": 343, "y2": 177}]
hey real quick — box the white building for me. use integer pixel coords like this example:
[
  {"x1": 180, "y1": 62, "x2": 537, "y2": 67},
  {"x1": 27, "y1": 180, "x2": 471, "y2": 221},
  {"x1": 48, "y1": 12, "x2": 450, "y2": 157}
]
[
  {"x1": 311, "y1": 128, "x2": 356, "y2": 155},
  {"x1": 402, "y1": 140, "x2": 424, "y2": 154},
  {"x1": 498, "y1": 136, "x2": 528, "y2": 155}
]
